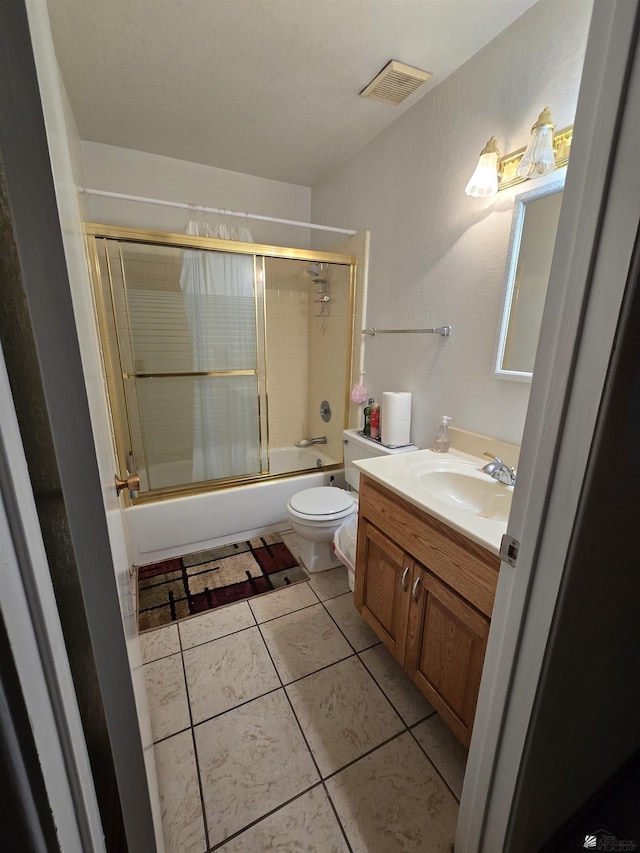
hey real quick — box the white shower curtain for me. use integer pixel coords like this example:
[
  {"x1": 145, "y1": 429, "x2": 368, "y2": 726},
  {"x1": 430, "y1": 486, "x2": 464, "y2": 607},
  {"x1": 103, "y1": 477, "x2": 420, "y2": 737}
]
[{"x1": 180, "y1": 219, "x2": 260, "y2": 482}]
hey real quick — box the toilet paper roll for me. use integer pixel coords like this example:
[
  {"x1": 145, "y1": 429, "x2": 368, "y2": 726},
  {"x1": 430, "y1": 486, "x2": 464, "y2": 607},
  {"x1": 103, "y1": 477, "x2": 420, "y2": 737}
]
[{"x1": 381, "y1": 392, "x2": 412, "y2": 447}]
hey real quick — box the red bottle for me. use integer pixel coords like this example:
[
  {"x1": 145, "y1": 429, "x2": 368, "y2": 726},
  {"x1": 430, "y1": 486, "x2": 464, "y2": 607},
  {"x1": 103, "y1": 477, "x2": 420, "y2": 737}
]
[{"x1": 370, "y1": 402, "x2": 380, "y2": 440}]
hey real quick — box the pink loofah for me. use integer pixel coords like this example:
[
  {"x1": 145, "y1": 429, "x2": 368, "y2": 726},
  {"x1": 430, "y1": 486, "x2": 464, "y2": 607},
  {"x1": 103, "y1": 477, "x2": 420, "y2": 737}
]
[{"x1": 350, "y1": 383, "x2": 368, "y2": 404}]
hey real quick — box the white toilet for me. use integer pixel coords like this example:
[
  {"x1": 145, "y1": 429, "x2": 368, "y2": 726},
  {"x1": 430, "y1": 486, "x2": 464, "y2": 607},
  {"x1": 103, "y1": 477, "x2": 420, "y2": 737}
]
[{"x1": 287, "y1": 429, "x2": 417, "y2": 573}]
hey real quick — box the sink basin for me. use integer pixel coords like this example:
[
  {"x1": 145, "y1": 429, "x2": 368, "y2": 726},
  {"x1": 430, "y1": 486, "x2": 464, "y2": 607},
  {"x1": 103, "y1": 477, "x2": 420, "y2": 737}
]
[
  {"x1": 404, "y1": 461, "x2": 512, "y2": 523},
  {"x1": 353, "y1": 448, "x2": 514, "y2": 554}
]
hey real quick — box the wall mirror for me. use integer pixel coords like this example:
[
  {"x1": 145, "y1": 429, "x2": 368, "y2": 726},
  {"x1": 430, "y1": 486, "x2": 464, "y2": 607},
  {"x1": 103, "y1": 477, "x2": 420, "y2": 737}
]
[{"x1": 495, "y1": 179, "x2": 565, "y2": 381}]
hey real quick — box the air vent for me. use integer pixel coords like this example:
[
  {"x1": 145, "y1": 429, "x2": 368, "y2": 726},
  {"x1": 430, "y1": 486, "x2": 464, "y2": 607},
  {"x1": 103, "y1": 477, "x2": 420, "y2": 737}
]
[{"x1": 360, "y1": 60, "x2": 432, "y2": 105}]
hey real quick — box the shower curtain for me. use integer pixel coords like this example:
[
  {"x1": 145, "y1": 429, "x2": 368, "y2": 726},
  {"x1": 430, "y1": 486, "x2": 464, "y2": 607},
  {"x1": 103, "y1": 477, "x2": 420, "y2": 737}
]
[{"x1": 180, "y1": 219, "x2": 260, "y2": 482}]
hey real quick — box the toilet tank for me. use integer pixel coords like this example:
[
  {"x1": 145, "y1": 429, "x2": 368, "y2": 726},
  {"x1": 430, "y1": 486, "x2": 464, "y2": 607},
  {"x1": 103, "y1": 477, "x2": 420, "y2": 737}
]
[{"x1": 343, "y1": 429, "x2": 417, "y2": 491}]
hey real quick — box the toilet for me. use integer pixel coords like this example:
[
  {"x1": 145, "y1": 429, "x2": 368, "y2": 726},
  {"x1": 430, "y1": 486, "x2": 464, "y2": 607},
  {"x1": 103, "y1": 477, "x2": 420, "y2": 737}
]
[{"x1": 287, "y1": 429, "x2": 417, "y2": 573}]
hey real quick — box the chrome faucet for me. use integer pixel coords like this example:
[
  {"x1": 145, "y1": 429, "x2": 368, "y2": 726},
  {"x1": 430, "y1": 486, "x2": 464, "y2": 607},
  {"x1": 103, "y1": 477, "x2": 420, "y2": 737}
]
[
  {"x1": 482, "y1": 454, "x2": 516, "y2": 486},
  {"x1": 295, "y1": 436, "x2": 327, "y2": 447}
]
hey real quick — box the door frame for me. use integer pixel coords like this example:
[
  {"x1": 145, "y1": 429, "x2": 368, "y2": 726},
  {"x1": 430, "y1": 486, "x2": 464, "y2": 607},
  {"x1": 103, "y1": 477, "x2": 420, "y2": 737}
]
[
  {"x1": 0, "y1": 344, "x2": 105, "y2": 851},
  {"x1": 2, "y1": 1, "x2": 159, "y2": 848},
  {"x1": 457, "y1": 1, "x2": 640, "y2": 848}
]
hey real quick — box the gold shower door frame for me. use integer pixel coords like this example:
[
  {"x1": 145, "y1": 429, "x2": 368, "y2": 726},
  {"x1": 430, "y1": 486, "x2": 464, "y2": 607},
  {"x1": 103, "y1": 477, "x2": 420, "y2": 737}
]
[{"x1": 85, "y1": 223, "x2": 356, "y2": 505}]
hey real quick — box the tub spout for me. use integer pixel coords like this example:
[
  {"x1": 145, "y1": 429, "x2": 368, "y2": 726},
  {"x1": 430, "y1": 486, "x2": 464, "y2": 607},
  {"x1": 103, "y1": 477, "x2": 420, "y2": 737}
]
[{"x1": 295, "y1": 437, "x2": 327, "y2": 447}]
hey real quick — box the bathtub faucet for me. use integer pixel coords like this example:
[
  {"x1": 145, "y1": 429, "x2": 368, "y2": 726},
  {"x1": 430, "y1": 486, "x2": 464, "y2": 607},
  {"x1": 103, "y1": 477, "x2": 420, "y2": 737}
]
[{"x1": 295, "y1": 436, "x2": 327, "y2": 447}]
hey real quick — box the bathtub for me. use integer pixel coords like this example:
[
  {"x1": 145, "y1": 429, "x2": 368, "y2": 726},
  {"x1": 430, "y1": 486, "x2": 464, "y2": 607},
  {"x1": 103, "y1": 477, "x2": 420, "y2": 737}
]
[
  {"x1": 126, "y1": 445, "x2": 343, "y2": 565},
  {"x1": 268, "y1": 445, "x2": 335, "y2": 476}
]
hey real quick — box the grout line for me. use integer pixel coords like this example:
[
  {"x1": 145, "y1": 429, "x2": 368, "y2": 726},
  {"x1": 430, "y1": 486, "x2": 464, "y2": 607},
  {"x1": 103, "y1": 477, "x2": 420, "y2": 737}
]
[
  {"x1": 254, "y1": 614, "x2": 406, "y2": 849},
  {"x1": 407, "y1": 725, "x2": 463, "y2": 805},
  {"x1": 319, "y1": 593, "x2": 361, "y2": 654},
  {"x1": 304, "y1": 578, "x2": 323, "y2": 603},
  {"x1": 150, "y1": 556, "x2": 460, "y2": 848},
  {"x1": 318, "y1": 590, "x2": 382, "y2": 657},
  {"x1": 321, "y1": 728, "x2": 411, "y2": 783},
  {"x1": 176, "y1": 619, "x2": 211, "y2": 852},
  {"x1": 249, "y1": 597, "x2": 320, "y2": 626},
  {"x1": 191, "y1": 683, "x2": 283, "y2": 730},
  {"x1": 180, "y1": 622, "x2": 256, "y2": 655},
  {"x1": 151, "y1": 723, "x2": 193, "y2": 747},
  {"x1": 208, "y1": 781, "x2": 324, "y2": 851},
  {"x1": 355, "y1": 646, "x2": 437, "y2": 729},
  {"x1": 348, "y1": 653, "x2": 409, "y2": 730},
  {"x1": 254, "y1": 618, "x2": 324, "y2": 779},
  {"x1": 142, "y1": 648, "x2": 182, "y2": 671},
  {"x1": 232, "y1": 612, "x2": 353, "y2": 853},
  {"x1": 357, "y1": 638, "x2": 383, "y2": 653},
  {"x1": 322, "y1": 782, "x2": 354, "y2": 853},
  {"x1": 251, "y1": 615, "x2": 354, "y2": 852},
  {"x1": 139, "y1": 630, "x2": 181, "y2": 665},
  {"x1": 179, "y1": 619, "x2": 258, "y2": 653},
  {"x1": 279, "y1": 652, "x2": 357, "y2": 689},
  {"x1": 252, "y1": 617, "x2": 356, "y2": 850},
  {"x1": 308, "y1": 584, "x2": 353, "y2": 604}
]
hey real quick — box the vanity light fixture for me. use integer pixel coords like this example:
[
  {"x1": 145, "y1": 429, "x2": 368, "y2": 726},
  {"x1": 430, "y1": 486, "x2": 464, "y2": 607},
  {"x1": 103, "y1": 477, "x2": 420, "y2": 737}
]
[
  {"x1": 464, "y1": 137, "x2": 501, "y2": 198},
  {"x1": 516, "y1": 107, "x2": 556, "y2": 179},
  {"x1": 465, "y1": 115, "x2": 574, "y2": 197}
]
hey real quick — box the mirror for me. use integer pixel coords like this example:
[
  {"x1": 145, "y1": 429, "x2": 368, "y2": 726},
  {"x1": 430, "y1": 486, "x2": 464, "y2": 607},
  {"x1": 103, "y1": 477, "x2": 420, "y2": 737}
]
[{"x1": 496, "y1": 179, "x2": 564, "y2": 381}]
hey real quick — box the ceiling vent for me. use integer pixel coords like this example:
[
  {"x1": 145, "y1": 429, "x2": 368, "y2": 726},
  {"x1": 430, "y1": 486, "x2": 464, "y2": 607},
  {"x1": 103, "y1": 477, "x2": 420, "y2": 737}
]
[{"x1": 360, "y1": 60, "x2": 432, "y2": 105}]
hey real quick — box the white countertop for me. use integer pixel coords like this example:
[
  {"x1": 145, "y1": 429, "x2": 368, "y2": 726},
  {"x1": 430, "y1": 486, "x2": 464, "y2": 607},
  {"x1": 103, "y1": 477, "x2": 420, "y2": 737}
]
[{"x1": 354, "y1": 447, "x2": 511, "y2": 555}]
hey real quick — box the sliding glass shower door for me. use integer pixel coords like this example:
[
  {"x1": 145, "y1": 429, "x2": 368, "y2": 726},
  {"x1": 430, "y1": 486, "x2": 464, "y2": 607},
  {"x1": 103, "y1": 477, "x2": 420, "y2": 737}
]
[
  {"x1": 87, "y1": 224, "x2": 356, "y2": 502},
  {"x1": 91, "y1": 236, "x2": 267, "y2": 493}
]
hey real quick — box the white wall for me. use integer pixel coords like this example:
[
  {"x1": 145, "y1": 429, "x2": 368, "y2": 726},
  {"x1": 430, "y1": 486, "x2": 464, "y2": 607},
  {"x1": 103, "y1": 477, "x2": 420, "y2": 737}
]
[
  {"x1": 82, "y1": 141, "x2": 312, "y2": 247},
  {"x1": 311, "y1": 0, "x2": 592, "y2": 448}
]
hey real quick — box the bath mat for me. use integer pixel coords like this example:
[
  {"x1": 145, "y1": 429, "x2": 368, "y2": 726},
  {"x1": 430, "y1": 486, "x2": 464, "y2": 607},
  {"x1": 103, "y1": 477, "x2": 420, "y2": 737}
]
[{"x1": 137, "y1": 533, "x2": 308, "y2": 631}]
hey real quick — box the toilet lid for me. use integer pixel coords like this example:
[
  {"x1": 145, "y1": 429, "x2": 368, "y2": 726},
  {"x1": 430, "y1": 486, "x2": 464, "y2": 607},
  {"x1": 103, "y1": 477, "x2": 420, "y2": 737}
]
[{"x1": 289, "y1": 487, "x2": 355, "y2": 516}]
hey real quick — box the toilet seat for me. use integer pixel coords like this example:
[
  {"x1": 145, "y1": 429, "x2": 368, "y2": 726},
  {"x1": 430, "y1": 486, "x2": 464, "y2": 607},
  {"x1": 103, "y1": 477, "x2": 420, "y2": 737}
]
[{"x1": 287, "y1": 487, "x2": 355, "y2": 522}]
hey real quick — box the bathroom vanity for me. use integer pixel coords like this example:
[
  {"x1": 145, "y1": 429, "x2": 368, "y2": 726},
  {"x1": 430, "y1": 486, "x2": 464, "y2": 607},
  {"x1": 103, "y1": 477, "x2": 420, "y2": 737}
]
[{"x1": 353, "y1": 448, "x2": 508, "y2": 747}]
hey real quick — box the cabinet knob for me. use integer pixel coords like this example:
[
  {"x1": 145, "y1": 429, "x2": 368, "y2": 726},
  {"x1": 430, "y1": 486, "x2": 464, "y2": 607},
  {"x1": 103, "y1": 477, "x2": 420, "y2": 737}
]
[
  {"x1": 401, "y1": 566, "x2": 410, "y2": 592},
  {"x1": 411, "y1": 576, "x2": 421, "y2": 602}
]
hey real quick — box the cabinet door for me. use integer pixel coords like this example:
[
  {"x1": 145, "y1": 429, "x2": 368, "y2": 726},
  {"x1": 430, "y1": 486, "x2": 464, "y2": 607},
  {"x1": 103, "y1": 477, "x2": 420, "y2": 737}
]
[
  {"x1": 406, "y1": 567, "x2": 490, "y2": 747},
  {"x1": 354, "y1": 520, "x2": 413, "y2": 663}
]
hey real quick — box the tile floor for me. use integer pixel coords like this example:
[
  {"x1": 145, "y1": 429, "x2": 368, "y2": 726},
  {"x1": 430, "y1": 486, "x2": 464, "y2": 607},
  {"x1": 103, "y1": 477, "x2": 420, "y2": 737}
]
[{"x1": 141, "y1": 531, "x2": 467, "y2": 853}]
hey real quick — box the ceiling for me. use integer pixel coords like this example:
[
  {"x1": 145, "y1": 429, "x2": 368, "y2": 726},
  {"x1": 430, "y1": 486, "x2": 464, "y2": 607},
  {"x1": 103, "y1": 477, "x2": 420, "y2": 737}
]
[{"x1": 47, "y1": 0, "x2": 539, "y2": 187}]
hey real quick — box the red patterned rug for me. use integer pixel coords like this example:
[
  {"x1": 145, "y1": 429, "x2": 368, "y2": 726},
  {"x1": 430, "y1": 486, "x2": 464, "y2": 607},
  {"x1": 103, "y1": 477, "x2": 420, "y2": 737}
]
[{"x1": 137, "y1": 533, "x2": 307, "y2": 631}]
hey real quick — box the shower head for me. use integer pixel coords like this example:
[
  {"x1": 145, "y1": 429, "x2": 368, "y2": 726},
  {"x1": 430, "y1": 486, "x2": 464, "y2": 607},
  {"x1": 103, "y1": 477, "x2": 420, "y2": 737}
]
[{"x1": 306, "y1": 262, "x2": 320, "y2": 277}]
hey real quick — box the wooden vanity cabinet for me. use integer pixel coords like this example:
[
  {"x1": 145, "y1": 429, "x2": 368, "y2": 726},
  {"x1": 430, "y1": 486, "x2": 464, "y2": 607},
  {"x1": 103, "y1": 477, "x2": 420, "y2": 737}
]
[
  {"x1": 354, "y1": 475, "x2": 499, "y2": 747},
  {"x1": 404, "y1": 566, "x2": 491, "y2": 745},
  {"x1": 354, "y1": 518, "x2": 414, "y2": 664}
]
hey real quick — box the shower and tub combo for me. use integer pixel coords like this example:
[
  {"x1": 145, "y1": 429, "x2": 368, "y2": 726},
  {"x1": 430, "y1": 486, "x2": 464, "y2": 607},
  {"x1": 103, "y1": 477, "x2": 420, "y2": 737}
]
[{"x1": 87, "y1": 222, "x2": 364, "y2": 565}]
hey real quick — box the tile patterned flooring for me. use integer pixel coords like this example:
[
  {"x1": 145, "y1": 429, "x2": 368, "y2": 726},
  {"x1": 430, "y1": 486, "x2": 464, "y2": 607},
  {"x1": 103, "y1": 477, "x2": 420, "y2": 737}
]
[{"x1": 141, "y1": 531, "x2": 467, "y2": 852}]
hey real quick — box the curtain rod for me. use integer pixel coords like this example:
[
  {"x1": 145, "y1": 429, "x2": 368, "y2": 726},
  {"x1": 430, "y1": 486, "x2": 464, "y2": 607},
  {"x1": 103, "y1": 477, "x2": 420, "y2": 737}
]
[{"x1": 77, "y1": 187, "x2": 357, "y2": 236}]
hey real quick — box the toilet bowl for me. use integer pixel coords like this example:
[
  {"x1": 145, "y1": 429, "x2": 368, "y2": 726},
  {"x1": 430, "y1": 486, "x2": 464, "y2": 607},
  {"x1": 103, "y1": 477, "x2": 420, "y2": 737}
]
[
  {"x1": 288, "y1": 429, "x2": 419, "y2": 574},
  {"x1": 287, "y1": 487, "x2": 356, "y2": 573}
]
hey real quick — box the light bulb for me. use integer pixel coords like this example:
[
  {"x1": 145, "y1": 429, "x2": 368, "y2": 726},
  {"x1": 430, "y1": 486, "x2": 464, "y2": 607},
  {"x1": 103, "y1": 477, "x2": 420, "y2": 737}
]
[
  {"x1": 517, "y1": 107, "x2": 556, "y2": 179},
  {"x1": 465, "y1": 137, "x2": 500, "y2": 198}
]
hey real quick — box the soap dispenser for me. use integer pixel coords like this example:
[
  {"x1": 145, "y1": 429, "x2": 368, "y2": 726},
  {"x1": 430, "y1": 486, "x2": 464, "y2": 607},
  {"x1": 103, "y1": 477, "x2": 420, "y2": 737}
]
[{"x1": 433, "y1": 416, "x2": 451, "y2": 452}]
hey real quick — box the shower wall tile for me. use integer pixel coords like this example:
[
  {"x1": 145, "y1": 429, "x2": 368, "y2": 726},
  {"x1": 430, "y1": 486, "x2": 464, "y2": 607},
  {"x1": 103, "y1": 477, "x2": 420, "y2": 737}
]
[
  {"x1": 265, "y1": 265, "x2": 309, "y2": 449},
  {"x1": 265, "y1": 258, "x2": 353, "y2": 454},
  {"x1": 307, "y1": 265, "x2": 351, "y2": 464}
]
